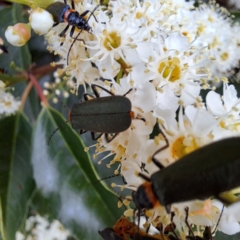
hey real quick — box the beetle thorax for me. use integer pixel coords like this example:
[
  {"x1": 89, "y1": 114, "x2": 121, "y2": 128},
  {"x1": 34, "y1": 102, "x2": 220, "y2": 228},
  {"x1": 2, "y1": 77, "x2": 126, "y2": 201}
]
[{"x1": 134, "y1": 182, "x2": 159, "y2": 210}]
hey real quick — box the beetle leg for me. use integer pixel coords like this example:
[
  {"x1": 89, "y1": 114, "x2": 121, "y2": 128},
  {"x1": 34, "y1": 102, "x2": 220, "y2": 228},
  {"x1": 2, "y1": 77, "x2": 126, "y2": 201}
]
[
  {"x1": 91, "y1": 84, "x2": 114, "y2": 98},
  {"x1": 83, "y1": 93, "x2": 95, "y2": 101},
  {"x1": 59, "y1": 24, "x2": 70, "y2": 37},
  {"x1": 152, "y1": 125, "x2": 169, "y2": 169},
  {"x1": 165, "y1": 205, "x2": 171, "y2": 214},
  {"x1": 92, "y1": 132, "x2": 103, "y2": 140},
  {"x1": 152, "y1": 157, "x2": 165, "y2": 170},
  {"x1": 80, "y1": 5, "x2": 99, "y2": 23},
  {"x1": 169, "y1": 212, "x2": 180, "y2": 240},
  {"x1": 138, "y1": 172, "x2": 151, "y2": 182},
  {"x1": 53, "y1": 22, "x2": 59, "y2": 27},
  {"x1": 122, "y1": 175, "x2": 127, "y2": 184},
  {"x1": 80, "y1": 129, "x2": 87, "y2": 134},
  {"x1": 70, "y1": 0, "x2": 75, "y2": 10},
  {"x1": 123, "y1": 88, "x2": 133, "y2": 97},
  {"x1": 79, "y1": 9, "x2": 91, "y2": 17},
  {"x1": 156, "y1": 222, "x2": 165, "y2": 240},
  {"x1": 184, "y1": 207, "x2": 195, "y2": 238},
  {"x1": 69, "y1": 26, "x2": 76, "y2": 38},
  {"x1": 105, "y1": 133, "x2": 118, "y2": 142}
]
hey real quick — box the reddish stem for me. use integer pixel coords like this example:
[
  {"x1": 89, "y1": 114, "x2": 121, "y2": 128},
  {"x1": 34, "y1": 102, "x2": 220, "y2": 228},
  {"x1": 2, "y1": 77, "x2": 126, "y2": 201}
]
[
  {"x1": 20, "y1": 81, "x2": 33, "y2": 111},
  {"x1": 28, "y1": 73, "x2": 48, "y2": 106}
]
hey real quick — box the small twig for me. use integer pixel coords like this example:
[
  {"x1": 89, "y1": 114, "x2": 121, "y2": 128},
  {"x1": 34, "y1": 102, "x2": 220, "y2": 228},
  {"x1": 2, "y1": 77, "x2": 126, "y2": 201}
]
[
  {"x1": 28, "y1": 73, "x2": 49, "y2": 106},
  {"x1": 20, "y1": 81, "x2": 33, "y2": 111}
]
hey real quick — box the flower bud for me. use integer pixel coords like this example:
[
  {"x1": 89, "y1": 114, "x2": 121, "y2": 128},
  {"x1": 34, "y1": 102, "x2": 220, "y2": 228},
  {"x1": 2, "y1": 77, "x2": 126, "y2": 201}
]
[
  {"x1": 29, "y1": 8, "x2": 54, "y2": 35},
  {"x1": 5, "y1": 23, "x2": 31, "y2": 47}
]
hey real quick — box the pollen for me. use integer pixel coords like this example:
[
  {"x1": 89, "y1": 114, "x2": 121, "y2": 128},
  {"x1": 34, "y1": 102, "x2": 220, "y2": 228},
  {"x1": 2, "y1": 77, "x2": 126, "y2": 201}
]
[
  {"x1": 103, "y1": 30, "x2": 121, "y2": 51},
  {"x1": 171, "y1": 136, "x2": 199, "y2": 160},
  {"x1": 220, "y1": 52, "x2": 229, "y2": 61},
  {"x1": 4, "y1": 101, "x2": 12, "y2": 107},
  {"x1": 158, "y1": 57, "x2": 181, "y2": 82},
  {"x1": 118, "y1": 201, "x2": 123, "y2": 208},
  {"x1": 219, "y1": 120, "x2": 226, "y2": 128}
]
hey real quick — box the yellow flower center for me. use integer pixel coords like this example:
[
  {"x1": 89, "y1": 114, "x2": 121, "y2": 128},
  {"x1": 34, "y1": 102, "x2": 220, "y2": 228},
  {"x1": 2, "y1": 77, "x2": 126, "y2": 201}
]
[
  {"x1": 103, "y1": 30, "x2": 121, "y2": 51},
  {"x1": 158, "y1": 57, "x2": 181, "y2": 82},
  {"x1": 197, "y1": 23, "x2": 205, "y2": 34},
  {"x1": 171, "y1": 136, "x2": 199, "y2": 160},
  {"x1": 219, "y1": 120, "x2": 226, "y2": 128},
  {"x1": 112, "y1": 145, "x2": 126, "y2": 163},
  {"x1": 220, "y1": 52, "x2": 229, "y2": 61},
  {"x1": 135, "y1": 2, "x2": 151, "y2": 20},
  {"x1": 4, "y1": 101, "x2": 12, "y2": 108}
]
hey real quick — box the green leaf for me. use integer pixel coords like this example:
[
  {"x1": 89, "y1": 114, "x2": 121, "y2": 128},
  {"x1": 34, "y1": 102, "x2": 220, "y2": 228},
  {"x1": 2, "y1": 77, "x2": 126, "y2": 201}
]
[
  {"x1": 216, "y1": 231, "x2": 240, "y2": 240},
  {"x1": 0, "y1": 113, "x2": 35, "y2": 240},
  {"x1": 31, "y1": 107, "x2": 123, "y2": 239}
]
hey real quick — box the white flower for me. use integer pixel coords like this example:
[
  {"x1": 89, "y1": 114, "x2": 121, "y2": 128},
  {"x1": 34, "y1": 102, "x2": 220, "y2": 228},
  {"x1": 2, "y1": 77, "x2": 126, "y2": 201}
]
[
  {"x1": 43, "y1": 0, "x2": 240, "y2": 237},
  {"x1": 45, "y1": 2, "x2": 101, "y2": 90},
  {"x1": 213, "y1": 200, "x2": 240, "y2": 235},
  {"x1": 16, "y1": 214, "x2": 71, "y2": 240},
  {"x1": 206, "y1": 83, "x2": 240, "y2": 138},
  {"x1": 0, "y1": 81, "x2": 21, "y2": 115},
  {"x1": 29, "y1": 8, "x2": 54, "y2": 35},
  {"x1": 145, "y1": 32, "x2": 210, "y2": 98},
  {"x1": 173, "y1": 2, "x2": 240, "y2": 76}
]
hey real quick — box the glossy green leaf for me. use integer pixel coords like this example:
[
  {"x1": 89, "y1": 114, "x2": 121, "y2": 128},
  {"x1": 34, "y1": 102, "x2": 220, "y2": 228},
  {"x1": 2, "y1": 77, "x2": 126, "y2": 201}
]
[
  {"x1": 31, "y1": 107, "x2": 123, "y2": 239},
  {"x1": 216, "y1": 231, "x2": 240, "y2": 240},
  {"x1": 0, "y1": 113, "x2": 35, "y2": 240}
]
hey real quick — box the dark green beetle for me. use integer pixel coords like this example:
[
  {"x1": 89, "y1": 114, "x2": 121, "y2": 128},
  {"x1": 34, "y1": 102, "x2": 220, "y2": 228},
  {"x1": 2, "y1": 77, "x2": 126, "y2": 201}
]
[
  {"x1": 134, "y1": 137, "x2": 240, "y2": 213},
  {"x1": 48, "y1": 84, "x2": 133, "y2": 144}
]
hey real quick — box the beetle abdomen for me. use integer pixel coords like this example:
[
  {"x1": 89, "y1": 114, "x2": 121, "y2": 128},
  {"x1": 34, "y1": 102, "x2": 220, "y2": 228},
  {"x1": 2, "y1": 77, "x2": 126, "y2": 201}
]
[
  {"x1": 151, "y1": 137, "x2": 240, "y2": 206},
  {"x1": 46, "y1": 2, "x2": 70, "y2": 22},
  {"x1": 71, "y1": 113, "x2": 131, "y2": 133}
]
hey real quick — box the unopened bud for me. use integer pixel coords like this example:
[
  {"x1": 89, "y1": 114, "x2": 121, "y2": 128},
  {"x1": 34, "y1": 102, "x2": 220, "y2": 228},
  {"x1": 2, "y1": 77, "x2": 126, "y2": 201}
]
[
  {"x1": 29, "y1": 8, "x2": 54, "y2": 35},
  {"x1": 5, "y1": 23, "x2": 31, "y2": 46}
]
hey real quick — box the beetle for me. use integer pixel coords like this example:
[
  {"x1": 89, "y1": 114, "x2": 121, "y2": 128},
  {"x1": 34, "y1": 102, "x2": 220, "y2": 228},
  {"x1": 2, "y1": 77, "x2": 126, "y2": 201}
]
[
  {"x1": 98, "y1": 228, "x2": 123, "y2": 240},
  {"x1": 99, "y1": 216, "x2": 171, "y2": 240},
  {"x1": 46, "y1": 0, "x2": 98, "y2": 64},
  {"x1": 134, "y1": 136, "x2": 240, "y2": 213},
  {"x1": 48, "y1": 84, "x2": 134, "y2": 145}
]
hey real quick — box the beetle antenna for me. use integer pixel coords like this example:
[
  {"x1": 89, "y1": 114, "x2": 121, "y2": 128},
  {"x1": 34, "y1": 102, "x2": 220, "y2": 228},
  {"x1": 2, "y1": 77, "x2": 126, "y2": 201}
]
[
  {"x1": 54, "y1": 94, "x2": 70, "y2": 112},
  {"x1": 93, "y1": 173, "x2": 121, "y2": 185},
  {"x1": 47, "y1": 120, "x2": 69, "y2": 145},
  {"x1": 169, "y1": 211, "x2": 179, "y2": 240}
]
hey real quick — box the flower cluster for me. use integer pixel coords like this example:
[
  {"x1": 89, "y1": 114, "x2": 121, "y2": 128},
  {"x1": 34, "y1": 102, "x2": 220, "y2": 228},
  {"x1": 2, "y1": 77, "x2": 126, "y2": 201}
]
[
  {"x1": 0, "y1": 80, "x2": 21, "y2": 115},
  {"x1": 44, "y1": 0, "x2": 240, "y2": 237},
  {"x1": 16, "y1": 214, "x2": 71, "y2": 240},
  {"x1": 6, "y1": 0, "x2": 240, "y2": 237}
]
